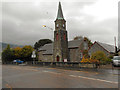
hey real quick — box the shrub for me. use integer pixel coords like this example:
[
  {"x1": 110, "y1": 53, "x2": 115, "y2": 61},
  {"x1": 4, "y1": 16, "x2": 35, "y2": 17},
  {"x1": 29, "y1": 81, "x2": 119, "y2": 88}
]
[{"x1": 91, "y1": 51, "x2": 110, "y2": 64}]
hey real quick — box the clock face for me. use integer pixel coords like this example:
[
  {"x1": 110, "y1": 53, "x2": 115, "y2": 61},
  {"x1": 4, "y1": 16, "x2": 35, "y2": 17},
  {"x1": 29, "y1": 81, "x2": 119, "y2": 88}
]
[
  {"x1": 57, "y1": 24, "x2": 59, "y2": 27},
  {"x1": 63, "y1": 24, "x2": 64, "y2": 27}
]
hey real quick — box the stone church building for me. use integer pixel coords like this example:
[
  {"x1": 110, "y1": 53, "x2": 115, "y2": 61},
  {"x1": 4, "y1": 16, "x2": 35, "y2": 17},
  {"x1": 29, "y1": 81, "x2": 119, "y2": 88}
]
[
  {"x1": 38, "y1": 2, "x2": 88, "y2": 62},
  {"x1": 38, "y1": 2, "x2": 115, "y2": 62}
]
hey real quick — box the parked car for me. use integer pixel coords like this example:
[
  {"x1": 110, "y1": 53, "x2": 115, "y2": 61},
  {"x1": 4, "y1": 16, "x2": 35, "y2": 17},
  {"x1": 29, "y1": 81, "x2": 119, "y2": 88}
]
[
  {"x1": 112, "y1": 56, "x2": 120, "y2": 67},
  {"x1": 13, "y1": 59, "x2": 24, "y2": 64}
]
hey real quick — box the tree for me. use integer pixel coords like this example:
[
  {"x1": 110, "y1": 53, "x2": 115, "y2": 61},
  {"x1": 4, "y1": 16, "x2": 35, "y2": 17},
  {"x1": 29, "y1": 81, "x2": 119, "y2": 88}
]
[
  {"x1": 13, "y1": 47, "x2": 22, "y2": 59},
  {"x1": 91, "y1": 51, "x2": 108, "y2": 64},
  {"x1": 2, "y1": 45, "x2": 34, "y2": 62},
  {"x1": 84, "y1": 37, "x2": 93, "y2": 47},
  {"x1": 74, "y1": 36, "x2": 83, "y2": 40},
  {"x1": 21, "y1": 45, "x2": 34, "y2": 61},
  {"x1": 2, "y1": 44, "x2": 14, "y2": 62},
  {"x1": 34, "y1": 39, "x2": 52, "y2": 50}
]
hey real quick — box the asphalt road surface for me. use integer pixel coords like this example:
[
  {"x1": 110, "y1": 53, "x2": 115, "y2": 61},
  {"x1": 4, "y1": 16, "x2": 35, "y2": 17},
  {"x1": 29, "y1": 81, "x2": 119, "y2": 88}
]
[
  {"x1": 2, "y1": 65, "x2": 119, "y2": 88},
  {"x1": 0, "y1": 64, "x2": 2, "y2": 89}
]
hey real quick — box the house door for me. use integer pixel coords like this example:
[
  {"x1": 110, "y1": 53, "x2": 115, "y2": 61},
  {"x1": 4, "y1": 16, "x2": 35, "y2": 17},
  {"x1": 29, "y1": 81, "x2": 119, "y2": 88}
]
[{"x1": 57, "y1": 56, "x2": 59, "y2": 62}]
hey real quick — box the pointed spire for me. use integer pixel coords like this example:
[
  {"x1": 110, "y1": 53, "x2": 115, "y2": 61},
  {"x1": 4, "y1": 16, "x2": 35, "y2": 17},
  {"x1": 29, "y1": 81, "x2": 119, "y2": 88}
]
[{"x1": 57, "y1": 2, "x2": 64, "y2": 19}]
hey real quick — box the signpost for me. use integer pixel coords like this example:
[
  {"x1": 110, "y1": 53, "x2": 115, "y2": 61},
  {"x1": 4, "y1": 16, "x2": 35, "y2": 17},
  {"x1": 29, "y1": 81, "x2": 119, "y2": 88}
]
[
  {"x1": 64, "y1": 59, "x2": 67, "y2": 62},
  {"x1": 31, "y1": 50, "x2": 36, "y2": 65}
]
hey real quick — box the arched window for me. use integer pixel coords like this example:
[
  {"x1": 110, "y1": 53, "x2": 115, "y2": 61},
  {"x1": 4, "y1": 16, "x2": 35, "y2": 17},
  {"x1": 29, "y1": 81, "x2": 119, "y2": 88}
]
[{"x1": 56, "y1": 33, "x2": 58, "y2": 40}]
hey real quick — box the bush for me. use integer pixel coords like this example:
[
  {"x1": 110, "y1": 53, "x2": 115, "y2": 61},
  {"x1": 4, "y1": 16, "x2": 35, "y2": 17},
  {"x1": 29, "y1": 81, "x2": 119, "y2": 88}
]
[
  {"x1": 81, "y1": 56, "x2": 99, "y2": 63},
  {"x1": 91, "y1": 51, "x2": 109, "y2": 64}
]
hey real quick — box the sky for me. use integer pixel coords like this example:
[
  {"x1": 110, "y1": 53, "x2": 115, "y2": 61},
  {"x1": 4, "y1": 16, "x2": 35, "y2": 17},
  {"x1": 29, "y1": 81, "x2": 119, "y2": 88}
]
[{"x1": 1, "y1": 0, "x2": 119, "y2": 47}]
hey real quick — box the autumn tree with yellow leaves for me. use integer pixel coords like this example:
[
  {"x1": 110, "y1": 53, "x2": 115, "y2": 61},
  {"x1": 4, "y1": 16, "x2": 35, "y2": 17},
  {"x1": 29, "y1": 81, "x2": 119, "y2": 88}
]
[{"x1": 2, "y1": 45, "x2": 34, "y2": 62}]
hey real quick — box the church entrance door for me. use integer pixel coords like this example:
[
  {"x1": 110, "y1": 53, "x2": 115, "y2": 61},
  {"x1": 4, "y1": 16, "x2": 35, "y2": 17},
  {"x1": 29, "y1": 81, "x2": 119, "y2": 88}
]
[{"x1": 57, "y1": 56, "x2": 59, "y2": 62}]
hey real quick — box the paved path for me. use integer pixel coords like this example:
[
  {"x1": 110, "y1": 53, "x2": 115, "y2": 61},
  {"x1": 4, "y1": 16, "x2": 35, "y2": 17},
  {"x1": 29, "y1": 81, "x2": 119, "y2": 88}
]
[{"x1": 2, "y1": 65, "x2": 119, "y2": 88}]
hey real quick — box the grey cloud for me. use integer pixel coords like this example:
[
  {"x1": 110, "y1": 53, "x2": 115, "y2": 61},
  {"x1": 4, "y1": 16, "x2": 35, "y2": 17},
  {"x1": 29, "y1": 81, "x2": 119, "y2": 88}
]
[{"x1": 2, "y1": 1, "x2": 117, "y2": 46}]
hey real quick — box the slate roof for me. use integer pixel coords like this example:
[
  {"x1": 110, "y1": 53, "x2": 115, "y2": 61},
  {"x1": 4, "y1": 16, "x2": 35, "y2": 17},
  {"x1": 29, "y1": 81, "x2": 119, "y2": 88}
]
[
  {"x1": 68, "y1": 39, "x2": 83, "y2": 48},
  {"x1": 38, "y1": 39, "x2": 84, "y2": 55},
  {"x1": 43, "y1": 48, "x2": 53, "y2": 55},
  {"x1": 96, "y1": 42, "x2": 115, "y2": 53},
  {"x1": 39, "y1": 43, "x2": 53, "y2": 51}
]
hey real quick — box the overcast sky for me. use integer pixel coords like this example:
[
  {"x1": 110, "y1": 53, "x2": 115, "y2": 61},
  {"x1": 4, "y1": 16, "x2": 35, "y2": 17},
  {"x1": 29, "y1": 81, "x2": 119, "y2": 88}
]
[{"x1": 1, "y1": 0, "x2": 119, "y2": 46}]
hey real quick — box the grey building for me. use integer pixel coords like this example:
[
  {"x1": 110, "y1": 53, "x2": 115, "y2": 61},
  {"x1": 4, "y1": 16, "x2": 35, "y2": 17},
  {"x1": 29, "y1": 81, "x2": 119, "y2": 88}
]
[
  {"x1": 88, "y1": 41, "x2": 115, "y2": 56},
  {"x1": 38, "y1": 39, "x2": 88, "y2": 62}
]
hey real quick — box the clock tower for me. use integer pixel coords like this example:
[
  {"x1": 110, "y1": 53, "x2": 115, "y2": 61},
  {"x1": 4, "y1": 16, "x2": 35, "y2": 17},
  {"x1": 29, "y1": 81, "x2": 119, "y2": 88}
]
[{"x1": 53, "y1": 2, "x2": 69, "y2": 62}]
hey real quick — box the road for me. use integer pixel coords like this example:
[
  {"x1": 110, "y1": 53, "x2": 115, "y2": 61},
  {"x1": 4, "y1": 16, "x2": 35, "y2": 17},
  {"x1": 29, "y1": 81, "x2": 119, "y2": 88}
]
[
  {"x1": 2, "y1": 65, "x2": 119, "y2": 88},
  {"x1": 0, "y1": 64, "x2": 2, "y2": 90}
]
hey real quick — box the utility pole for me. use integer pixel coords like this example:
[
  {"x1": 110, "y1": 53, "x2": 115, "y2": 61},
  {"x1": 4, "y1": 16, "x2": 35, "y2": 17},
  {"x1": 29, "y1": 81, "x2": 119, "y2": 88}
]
[
  {"x1": 42, "y1": 25, "x2": 53, "y2": 40},
  {"x1": 114, "y1": 37, "x2": 117, "y2": 54}
]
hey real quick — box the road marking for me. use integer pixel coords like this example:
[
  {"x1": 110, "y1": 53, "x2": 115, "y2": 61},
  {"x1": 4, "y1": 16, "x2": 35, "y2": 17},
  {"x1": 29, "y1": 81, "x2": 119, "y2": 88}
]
[
  {"x1": 47, "y1": 68, "x2": 99, "y2": 74},
  {"x1": 43, "y1": 71, "x2": 49, "y2": 72},
  {"x1": 10, "y1": 67, "x2": 38, "y2": 71},
  {"x1": 43, "y1": 71, "x2": 61, "y2": 75},
  {"x1": 69, "y1": 75, "x2": 118, "y2": 84},
  {"x1": 69, "y1": 75, "x2": 78, "y2": 77}
]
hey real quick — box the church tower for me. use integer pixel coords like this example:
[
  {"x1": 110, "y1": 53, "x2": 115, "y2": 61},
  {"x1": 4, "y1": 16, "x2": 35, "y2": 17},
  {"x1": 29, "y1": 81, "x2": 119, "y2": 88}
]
[{"x1": 53, "y1": 2, "x2": 69, "y2": 62}]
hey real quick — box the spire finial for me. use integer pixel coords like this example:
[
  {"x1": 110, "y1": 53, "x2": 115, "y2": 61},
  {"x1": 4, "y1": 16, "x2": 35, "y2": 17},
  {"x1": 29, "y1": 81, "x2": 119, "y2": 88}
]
[{"x1": 57, "y1": 2, "x2": 64, "y2": 19}]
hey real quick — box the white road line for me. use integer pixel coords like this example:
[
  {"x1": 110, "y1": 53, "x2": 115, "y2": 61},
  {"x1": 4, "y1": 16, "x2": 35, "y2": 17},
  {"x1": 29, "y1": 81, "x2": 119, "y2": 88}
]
[
  {"x1": 69, "y1": 75, "x2": 78, "y2": 77},
  {"x1": 43, "y1": 71, "x2": 61, "y2": 75},
  {"x1": 43, "y1": 71, "x2": 49, "y2": 72},
  {"x1": 69, "y1": 75, "x2": 118, "y2": 84}
]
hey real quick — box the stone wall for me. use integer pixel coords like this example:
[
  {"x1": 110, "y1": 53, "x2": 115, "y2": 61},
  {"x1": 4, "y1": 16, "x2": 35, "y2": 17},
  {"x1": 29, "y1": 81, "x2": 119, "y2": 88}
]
[
  {"x1": 38, "y1": 51, "x2": 53, "y2": 62},
  {"x1": 69, "y1": 48, "x2": 78, "y2": 62},
  {"x1": 43, "y1": 55, "x2": 53, "y2": 62},
  {"x1": 38, "y1": 51, "x2": 45, "y2": 61}
]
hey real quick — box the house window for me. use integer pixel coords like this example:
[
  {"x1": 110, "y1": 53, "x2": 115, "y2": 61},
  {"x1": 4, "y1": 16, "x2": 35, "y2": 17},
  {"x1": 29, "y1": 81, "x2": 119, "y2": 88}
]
[{"x1": 56, "y1": 33, "x2": 58, "y2": 40}]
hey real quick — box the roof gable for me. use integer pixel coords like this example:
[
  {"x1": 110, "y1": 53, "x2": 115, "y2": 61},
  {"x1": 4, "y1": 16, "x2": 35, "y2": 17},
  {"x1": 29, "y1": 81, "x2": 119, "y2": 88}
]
[
  {"x1": 97, "y1": 42, "x2": 115, "y2": 53},
  {"x1": 89, "y1": 41, "x2": 115, "y2": 53}
]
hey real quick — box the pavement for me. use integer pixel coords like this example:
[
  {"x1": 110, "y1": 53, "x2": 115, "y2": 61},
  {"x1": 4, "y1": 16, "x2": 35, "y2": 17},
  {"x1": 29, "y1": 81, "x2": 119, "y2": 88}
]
[{"x1": 2, "y1": 65, "x2": 120, "y2": 88}]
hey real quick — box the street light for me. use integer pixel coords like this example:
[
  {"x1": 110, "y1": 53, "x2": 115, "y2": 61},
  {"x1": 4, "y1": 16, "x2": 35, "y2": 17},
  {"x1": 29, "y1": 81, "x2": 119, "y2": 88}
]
[
  {"x1": 42, "y1": 25, "x2": 54, "y2": 40},
  {"x1": 42, "y1": 25, "x2": 53, "y2": 30}
]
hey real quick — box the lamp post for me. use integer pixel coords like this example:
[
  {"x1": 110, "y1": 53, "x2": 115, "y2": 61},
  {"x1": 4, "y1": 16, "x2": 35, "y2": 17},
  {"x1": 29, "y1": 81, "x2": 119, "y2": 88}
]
[
  {"x1": 42, "y1": 25, "x2": 53, "y2": 31},
  {"x1": 42, "y1": 25, "x2": 53, "y2": 40}
]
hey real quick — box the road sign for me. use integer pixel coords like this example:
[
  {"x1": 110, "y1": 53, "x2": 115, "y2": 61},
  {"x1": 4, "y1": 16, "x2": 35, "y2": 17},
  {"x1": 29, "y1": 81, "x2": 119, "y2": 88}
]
[
  {"x1": 64, "y1": 59, "x2": 67, "y2": 62},
  {"x1": 31, "y1": 51, "x2": 36, "y2": 58}
]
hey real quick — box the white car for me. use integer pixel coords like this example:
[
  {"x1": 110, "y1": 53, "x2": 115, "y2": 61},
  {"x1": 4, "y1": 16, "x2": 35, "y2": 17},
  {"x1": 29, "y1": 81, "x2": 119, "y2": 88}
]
[{"x1": 112, "y1": 56, "x2": 120, "y2": 66}]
